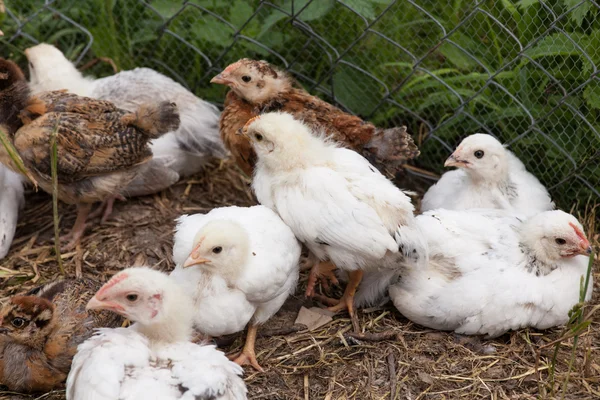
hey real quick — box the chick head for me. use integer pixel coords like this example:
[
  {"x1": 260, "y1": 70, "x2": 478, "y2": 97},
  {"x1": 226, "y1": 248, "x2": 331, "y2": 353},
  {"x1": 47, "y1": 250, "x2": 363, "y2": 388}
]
[
  {"x1": 242, "y1": 111, "x2": 319, "y2": 168},
  {"x1": 521, "y1": 210, "x2": 592, "y2": 265},
  {"x1": 0, "y1": 58, "x2": 25, "y2": 91},
  {"x1": 24, "y1": 43, "x2": 78, "y2": 91},
  {"x1": 183, "y1": 219, "x2": 249, "y2": 281},
  {"x1": 0, "y1": 296, "x2": 56, "y2": 348},
  {"x1": 444, "y1": 134, "x2": 509, "y2": 181},
  {"x1": 211, "y1": 58, "x2": 292, "y2": 104},
  {"x1": 86, "y1": 267, "x2": 178, "y2": 326}
]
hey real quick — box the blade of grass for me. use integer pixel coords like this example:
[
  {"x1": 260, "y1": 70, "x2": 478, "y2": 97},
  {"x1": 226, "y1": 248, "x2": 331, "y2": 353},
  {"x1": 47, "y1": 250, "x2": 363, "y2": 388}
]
[
  {"x1": 50, "y1": 120, "x2": 65, "y2": 275},
  {"x1": 559, "y1": 251, "x2": 594, "y2": 399},
  {"x1": 0, "y1": 127, "x2": 38, "y2": 188}
]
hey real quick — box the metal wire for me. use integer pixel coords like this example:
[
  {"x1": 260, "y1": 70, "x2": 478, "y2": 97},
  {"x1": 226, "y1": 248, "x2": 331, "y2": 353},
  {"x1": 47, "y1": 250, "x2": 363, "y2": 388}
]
[{"x1": 2, "y1": 0, "x2": 599, "y2": 209}]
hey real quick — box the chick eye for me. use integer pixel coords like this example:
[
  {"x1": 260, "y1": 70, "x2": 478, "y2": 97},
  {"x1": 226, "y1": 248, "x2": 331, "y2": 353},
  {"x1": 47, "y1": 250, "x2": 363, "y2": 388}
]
[
  {"x1": 242, "y1": 75, "x2": 251, "y2": 83},
  {"x1": 255, "y1": 133, "x2": 263, "y2": 141},
  {"x1": 555, "y1": 238, "x2": 567, "y2": 245},
  {"x1": 11, "y1": 317, "x2": 25, "y2": 328},
  {"x1": 212, "y1": 246, "x2": 223, "y2": 254},
  {"x1": 126, "y1": 294, "x2": 138, "y2": 302},
  {"x1": 474, "y1": 150, "x2": 484, "y2": 159},
  {"x1": 29, "y1": 62, "x2": 34, "y2": 70}
]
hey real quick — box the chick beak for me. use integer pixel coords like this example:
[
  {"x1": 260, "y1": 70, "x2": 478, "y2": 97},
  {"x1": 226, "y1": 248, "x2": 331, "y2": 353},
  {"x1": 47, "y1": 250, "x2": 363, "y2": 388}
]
[
  {"x1": 86, "y1": 296, "x2": 124, "y2": 313},
  {"x1": 579, "y1": 240, "x2": 593, "y2": 256},
  {"x1": 183, "y1": 243, "x2": 211, "y2": 268},
  {"x1": 444, "y1": 153, "x2": 469, "y2": 168},
  {"x1": 210, "y1": 73, "x2": 233, "y2": 86}
]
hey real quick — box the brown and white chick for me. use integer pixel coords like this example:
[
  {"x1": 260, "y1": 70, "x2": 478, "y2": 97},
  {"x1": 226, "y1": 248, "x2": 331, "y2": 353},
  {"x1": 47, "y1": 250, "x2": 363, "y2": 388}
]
[
  {"x1": 244, "y1": 112, "x2": 422, "y2": 332},
  {"x1": 0, "y1": 58, "x2": 180, "y2": 250},
  {"x1": 0, "y1": 278, "x2": 122, "y2": 393},
  {"x1": 211, "y1": 58, "x2": 419, "y2": 176},
  {"x1": 66, "y1": 267, "x2": 247, "y2": 400}
]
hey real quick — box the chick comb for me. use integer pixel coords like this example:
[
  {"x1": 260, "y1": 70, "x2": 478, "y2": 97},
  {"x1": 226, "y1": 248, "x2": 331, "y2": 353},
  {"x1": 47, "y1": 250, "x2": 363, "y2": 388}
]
[
  {"x1": 96, "y1": 272, "x2": 129, "y2": 299},
  {"x1": 569, "y1": 222, "x2": 588, "y2": 243}
]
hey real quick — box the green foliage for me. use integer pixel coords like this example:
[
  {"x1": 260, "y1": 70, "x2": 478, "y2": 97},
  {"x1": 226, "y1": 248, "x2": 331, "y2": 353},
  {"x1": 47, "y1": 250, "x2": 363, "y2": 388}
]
[{"x1": 1, "y1": 0, "x2": 598, "y2": 209}]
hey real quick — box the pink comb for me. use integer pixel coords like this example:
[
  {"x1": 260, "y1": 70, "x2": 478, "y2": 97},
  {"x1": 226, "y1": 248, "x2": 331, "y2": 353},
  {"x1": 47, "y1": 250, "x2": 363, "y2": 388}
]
[
  {"x1": 569, "y1": 222, "x2": 589, "y2": 244},
  {"x1": 96, "y1": 272, "x2": 129, "y2": 299}
]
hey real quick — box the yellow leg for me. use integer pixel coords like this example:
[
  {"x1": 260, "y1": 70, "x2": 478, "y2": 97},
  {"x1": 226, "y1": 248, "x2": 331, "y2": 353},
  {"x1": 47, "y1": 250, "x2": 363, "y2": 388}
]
[
  {"x1": 305, "y1": 260, "x2": 339, "y2": 297},
  {"x1": 230, "y1": 324, "x2": 264, "y2": 372},
  {"x1": 327, "y1": 270, "x2": 363, "y2": 333}
]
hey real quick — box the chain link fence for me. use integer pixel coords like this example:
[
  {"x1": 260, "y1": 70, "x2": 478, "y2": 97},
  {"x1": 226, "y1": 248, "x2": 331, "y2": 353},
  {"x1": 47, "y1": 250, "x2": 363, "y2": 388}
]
[{"x1": 2, "y1": 0, "x2": 599, "y2": 211}]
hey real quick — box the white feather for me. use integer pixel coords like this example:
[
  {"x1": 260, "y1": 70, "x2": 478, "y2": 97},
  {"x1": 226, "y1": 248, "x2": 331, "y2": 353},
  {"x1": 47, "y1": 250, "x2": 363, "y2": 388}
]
[
  {"x1": 422, "y1": 134, "x2": 554, "y2": 216},
  {"x1": 0, "y1": 165, "x2": 24, "y2": 259},
  {"x1": 170, "y1": 205, "x2": 301, "y2": 336},
  {"x1": 388, "y1": 209, "x2": 592, "y2": 337}
]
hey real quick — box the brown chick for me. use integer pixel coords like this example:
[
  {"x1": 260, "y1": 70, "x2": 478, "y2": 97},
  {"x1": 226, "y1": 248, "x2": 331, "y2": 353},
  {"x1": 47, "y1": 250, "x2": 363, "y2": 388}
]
[
  {"x1": 0, "y1": 58, "x2": 181, "y2": 250},
  {"x1": 211, "y1": 58, "x2": 420, "y2": 176},
  {"x1": 0, "y1": 278, "x2": 123, "y2": 393}
]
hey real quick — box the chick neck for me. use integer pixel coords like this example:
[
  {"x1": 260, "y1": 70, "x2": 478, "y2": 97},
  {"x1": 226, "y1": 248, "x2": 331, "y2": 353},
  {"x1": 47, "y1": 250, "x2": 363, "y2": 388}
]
[{"x1": 518, "y1": 221, "x2": 559, "y2": 276}]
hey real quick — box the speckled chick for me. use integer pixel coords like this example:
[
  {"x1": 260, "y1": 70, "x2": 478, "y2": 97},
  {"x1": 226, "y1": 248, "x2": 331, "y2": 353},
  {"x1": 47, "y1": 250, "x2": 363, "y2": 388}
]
[
  {"x1": 0, "y1": 278, "x2": 123, "y2": 393},
  {"x1": 0, "y1": 58, "x2": 180, "y2": 249}
]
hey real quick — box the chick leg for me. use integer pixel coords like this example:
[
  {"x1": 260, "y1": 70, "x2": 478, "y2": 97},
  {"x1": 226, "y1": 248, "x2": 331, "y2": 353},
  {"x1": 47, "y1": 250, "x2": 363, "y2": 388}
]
[
  {"x1": 88, "y1": 194, "x2": 126, "y2": 223},
  {"x1": 305, "y1": 260, "x2": 339, "y2": 297},
  {"x1": 229, "y1": 324, "x2": 264, "y2": 372},
  {"x1": 61, "y1": 203, "x2": 93, "y2": 251},
  {"x1": 326, "y1": 270, "x2": 363, "y2": 333}
]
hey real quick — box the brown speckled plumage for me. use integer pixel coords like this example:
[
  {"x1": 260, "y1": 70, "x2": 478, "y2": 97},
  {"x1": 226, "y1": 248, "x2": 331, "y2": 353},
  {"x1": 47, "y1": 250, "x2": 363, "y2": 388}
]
[
  {"x1": 214, "y1": 59, "x2": 420, "y2": 176},
  {"x1": 0, "y1": 278, "x2": 122, "y2": 393}
]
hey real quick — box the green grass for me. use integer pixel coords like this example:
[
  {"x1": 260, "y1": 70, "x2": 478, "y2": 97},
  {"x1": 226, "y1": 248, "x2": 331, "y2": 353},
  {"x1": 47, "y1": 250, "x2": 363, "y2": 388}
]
[{"x1": 1, "y1": 0, "x2": 599, "y2": 210}]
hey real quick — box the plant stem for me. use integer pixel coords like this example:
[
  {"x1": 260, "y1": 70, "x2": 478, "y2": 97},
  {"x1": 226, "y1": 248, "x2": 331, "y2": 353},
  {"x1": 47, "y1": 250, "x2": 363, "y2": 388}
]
[{"x1": 50, "y1": 121, "x2": 65, "y2": 275}]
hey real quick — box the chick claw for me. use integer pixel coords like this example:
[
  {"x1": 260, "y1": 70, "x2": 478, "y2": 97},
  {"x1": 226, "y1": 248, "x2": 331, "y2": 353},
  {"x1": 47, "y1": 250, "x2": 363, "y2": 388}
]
[
  {"x1": 305, "y1": 261, "x2": 338, "y2": 297},
  {"x1": 229, "y1": 349, "x2": 264, "y2": 373}
]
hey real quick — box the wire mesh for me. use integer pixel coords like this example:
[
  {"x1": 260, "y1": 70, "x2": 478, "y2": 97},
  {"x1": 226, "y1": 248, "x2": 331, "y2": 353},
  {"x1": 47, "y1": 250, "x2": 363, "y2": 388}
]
[{"x1": 1, "y1": 0, "x2": 599, "y2": 211}]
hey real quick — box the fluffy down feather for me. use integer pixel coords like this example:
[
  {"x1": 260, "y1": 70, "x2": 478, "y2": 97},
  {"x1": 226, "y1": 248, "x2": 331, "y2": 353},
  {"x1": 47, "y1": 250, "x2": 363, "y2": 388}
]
[
  {"x1": 386, "y1": 209, "x2": 592, "y2": 337},
  {"x1": 421, "y1": 134, "x2": 554, "y2": 216},
  {"x1": 0, "y1": 165, "x2": 24, "y2": 259},
  {"x1": 67, "y1": 328, "x2": 246, "y2": 400},
  {"x1": 170, "y1": 205, "x2": 301, "y2": 336}
]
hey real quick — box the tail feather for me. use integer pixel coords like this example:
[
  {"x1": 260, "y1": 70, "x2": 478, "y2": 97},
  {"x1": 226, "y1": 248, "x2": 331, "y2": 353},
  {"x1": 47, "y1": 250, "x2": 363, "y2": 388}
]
[
  {"x1": 365, "y1": 126, "x2": 420, "y2": 162},
  {"x1": 123, "y1": 100, "x2": 181, "y2": 138}
]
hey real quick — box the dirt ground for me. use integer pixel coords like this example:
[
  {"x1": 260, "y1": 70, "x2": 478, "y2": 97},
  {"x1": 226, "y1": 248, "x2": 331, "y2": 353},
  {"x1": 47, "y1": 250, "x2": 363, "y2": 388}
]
[{"x1": 0, "y1": 160, "x2": 598, "y2": 400}]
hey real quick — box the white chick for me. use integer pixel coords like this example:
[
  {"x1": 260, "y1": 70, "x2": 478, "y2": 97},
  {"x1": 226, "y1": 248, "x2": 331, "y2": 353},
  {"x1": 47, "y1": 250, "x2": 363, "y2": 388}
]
[
  {"x1": 25, "y1": 43, "x2": 226, "y2": 196},
  {"x1": 169, "y1": 205, "x2": 301, "y2": 371},
  {"x1": 243, "y1": 112, "x2": 420, "y2": 331},
  {"x1": 388, "y1": 209, "x2": 592, "y2": 337},
  {"x1": 0, "y1": 164, "x2": 24, "y2": 259},
  {"x1": 66, "y1": 267, "x2": 247, "y2": 400},
  {"x1": 421, "y1": 134, "x2": 554, "y2": 216}
]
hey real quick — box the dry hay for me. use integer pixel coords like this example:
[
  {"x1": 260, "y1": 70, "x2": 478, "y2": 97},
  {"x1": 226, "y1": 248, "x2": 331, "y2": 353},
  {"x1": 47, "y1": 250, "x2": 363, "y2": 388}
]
[{"x1": 0, "y1": 160, "x2": 598, "y2": 400}]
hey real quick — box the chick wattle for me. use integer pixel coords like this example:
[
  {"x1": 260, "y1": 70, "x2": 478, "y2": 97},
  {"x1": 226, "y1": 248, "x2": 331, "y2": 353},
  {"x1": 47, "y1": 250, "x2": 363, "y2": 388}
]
[
  {"x1": 212, "y1": 58, "x2": 419, "y2": 177},
  {"x1": 170, "y1": 205, "x2": 301, "y2": 371},
  {"x1": 26, "y1": 43, "x2": 226, "y2": 197},
  {"x1": 422, "y1": 133, "x2": 554, "y2": 216},
  {"x1": 66, "y1": 267, "x2": 247, "y2": 400}
]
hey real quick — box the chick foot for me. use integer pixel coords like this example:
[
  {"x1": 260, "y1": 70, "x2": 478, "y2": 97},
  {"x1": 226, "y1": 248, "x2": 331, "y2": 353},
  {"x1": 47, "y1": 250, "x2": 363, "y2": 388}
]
[
  {"x1": 305, "y1": 260, "x2": 338, "y2": 297},
  {"x1": 228, "y1": 324, "x2": 264, "y2": 372},
  {"x1": 325, "y1": 270, "x2": 363, "y2": 333},
  {"x1": 60, "y1": 203, "x2": 93, "y2": 251}
]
